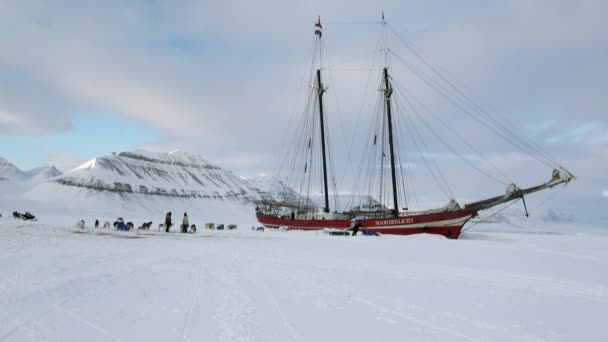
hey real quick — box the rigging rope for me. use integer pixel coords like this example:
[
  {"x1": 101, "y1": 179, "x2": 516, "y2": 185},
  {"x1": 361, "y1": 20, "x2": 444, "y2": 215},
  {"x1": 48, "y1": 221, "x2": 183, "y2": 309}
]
[
  {"x1": 395, "y1": 82, "x2": 513, "y2": 184},
  {"x1": 340, "y1": 29, "x2": 385, "y2": 210},
  {"x1": 386, "y1": 24, "x2": 559, "y2": 169},
  {"x1": 396, "y1": 98, "x2": 454, "y2": 199},
  {"x1": 393, "y1": 82, "x2": 510, "y2": 186},
  {"x1": 527, "y1": 183, "x2": 568, "y2": 216},
  {"x1": 461, "y1": 199, "x2": 521, "y2": 233},
  {"x1": 389, "y1": 50, "x2": 555, "y2": 169},
  {"x1": 269, "y1": 37, "x2": 319, "y2": 197}
]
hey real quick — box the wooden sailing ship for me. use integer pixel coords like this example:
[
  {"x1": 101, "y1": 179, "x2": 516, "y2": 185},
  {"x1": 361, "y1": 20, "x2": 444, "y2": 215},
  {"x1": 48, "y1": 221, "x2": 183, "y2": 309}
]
[{"x1": 256, "y1": 15, "x2": 575, "y2": 238}]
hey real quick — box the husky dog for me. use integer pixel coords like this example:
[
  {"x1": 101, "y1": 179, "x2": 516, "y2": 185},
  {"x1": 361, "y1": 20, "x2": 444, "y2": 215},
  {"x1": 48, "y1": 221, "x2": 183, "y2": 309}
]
[
  {"x1": 75, "y1": 220, "x2": 85, "y2": 229},
  {"x1": 138, "y1": 221, "x2": 153, "y2": 230},
  {"x1": 103, "y1": 221, "x2": 111, "y2": 228}
]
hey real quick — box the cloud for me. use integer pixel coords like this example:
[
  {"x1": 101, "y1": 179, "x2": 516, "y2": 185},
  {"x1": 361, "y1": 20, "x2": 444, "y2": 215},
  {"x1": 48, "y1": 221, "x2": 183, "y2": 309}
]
[{"x1": 546, "y1": 121, "x2": 607, "y2": 144}]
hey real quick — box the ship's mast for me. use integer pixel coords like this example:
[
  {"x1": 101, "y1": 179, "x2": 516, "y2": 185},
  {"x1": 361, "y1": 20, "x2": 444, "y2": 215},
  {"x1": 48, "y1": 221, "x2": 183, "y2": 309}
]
[
  {"x1": 383, "y1": 68, "x2": 399, "y2": 217},
  {"x1": 315, "y1": 17, "x2": 330, "y2": 213},
  {"x1": 382, "y1": 13, "x2": 400, "y2": 217}
]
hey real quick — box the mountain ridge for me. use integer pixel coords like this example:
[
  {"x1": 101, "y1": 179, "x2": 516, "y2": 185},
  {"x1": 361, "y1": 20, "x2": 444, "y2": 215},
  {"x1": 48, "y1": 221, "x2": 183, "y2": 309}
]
[
  {"x1": 0, "y1": 157, "x2": 62, "y2": 183},
  {"x1": 27, "y1": 150, "x2": 261, "y2": 204}
]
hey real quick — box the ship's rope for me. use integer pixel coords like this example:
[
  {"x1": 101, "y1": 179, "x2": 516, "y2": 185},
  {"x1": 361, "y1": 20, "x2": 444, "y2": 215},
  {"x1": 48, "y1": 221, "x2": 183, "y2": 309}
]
[
  {"x1": 342, "y1": 30, "x2": 385, "y2": 211},
  {"x1": 461, "y1": 199, "x2": 521, "y2": 233},
  {"x1": 395, "y1": 93, "x2": 455, "y2": 199},
  {"x1": 393, "y1": 82, "x2": 509, "y2": 186},
  {"x1": 392, "y1": 77, "x2": 513, "y2": 184},
  {"x1": 389, "y1": 50, "x2": 554, "y2": 170},
  {"x1": 386, "y1": 24, "x2": 559, "y2": 169},
  {"x1": 390, "y1": 94, "x2": 413, "y2": 210},
  {"x1": 522, "y1": 183, "x2": 568, "y2": 217},
  {"x1": 347, "y1": 88, "x2": 384, "y2": 210},
  {"x1": 270, "y1": 36, "x2": 319, "y2": 205}
]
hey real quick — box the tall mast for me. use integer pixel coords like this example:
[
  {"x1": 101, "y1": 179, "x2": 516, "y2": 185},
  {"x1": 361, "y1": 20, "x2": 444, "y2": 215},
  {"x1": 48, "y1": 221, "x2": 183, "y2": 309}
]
[
  {"x1": 315, "y1": 17, "x2": 330, "y2": 213},
  {"x1": 382, "y1": 13, "x2": 399, "y2": 217},
  {"x1": 383, "y1": 68, "x2": 399, "y2": 217}
]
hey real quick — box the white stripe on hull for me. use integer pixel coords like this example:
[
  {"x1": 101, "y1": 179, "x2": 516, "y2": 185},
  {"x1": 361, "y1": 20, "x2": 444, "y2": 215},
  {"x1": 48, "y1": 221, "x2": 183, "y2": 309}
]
[
  {"x1": 367, "y1": 215, "x2": 472, "y2": 230},
  {"x1": 261, "y1": 215, "x2": 473, "y2": 231},
  {"x1": 262, "y1": 224, "x2": 329, "y2": 230}
]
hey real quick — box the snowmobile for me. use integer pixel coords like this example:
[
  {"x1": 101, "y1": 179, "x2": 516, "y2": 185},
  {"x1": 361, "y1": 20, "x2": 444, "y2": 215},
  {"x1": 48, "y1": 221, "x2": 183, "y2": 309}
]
[{"x1": 13, "y1": 211, "x2": 37, "y2": 221}]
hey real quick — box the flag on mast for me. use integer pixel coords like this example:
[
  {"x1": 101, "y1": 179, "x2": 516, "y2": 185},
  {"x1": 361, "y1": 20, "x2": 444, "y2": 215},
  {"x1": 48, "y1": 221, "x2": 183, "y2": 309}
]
[{"x1": 315, "y1": 17, "x2": 322, "y2": 37}]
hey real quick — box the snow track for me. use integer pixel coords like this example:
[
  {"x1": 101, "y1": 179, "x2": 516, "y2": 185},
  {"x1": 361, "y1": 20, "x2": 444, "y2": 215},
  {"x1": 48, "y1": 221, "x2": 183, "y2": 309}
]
[
  {"x1": 1, "y1": 222, "x2": 607, "y2": 341},
  {"x1": 179, "y1": 264, "x2": 203, "y2": 342}
]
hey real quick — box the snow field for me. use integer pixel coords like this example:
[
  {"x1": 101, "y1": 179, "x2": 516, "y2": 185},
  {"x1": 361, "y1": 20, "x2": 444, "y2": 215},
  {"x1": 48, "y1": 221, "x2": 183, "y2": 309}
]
[{"x1": 1, "y1": 221, "x2": 607, "y2": 341}]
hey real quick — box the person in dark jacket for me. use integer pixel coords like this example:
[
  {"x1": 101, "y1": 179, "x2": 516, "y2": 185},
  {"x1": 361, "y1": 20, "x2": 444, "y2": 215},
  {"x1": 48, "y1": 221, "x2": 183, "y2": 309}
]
[
  {"x1": 165, "y1": 212, "x2": 172, "y2": 233},
  {"x1": 115, "y1": 218, "x2": 127, "y2": 231},
  {"x1": 351, "y1": 221, "x2": 363, "y2": 236},
  {"x1": 95, "y1": 219, "x2": 99, "y2": 228}
]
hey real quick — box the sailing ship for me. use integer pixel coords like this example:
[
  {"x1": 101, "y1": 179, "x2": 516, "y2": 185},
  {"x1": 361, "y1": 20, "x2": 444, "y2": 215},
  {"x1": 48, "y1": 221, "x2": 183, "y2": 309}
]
[
  {"x1": 256, "y1": 16, "x2": 575, "y2": 238},
  {"x1": 256, "y1": 17, "x2": 351, "y2": 230}
]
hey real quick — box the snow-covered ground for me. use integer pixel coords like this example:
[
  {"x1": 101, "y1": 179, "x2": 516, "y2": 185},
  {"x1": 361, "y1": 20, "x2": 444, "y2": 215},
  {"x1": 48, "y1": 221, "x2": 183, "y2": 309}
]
[{"x1": 1, "y1": 217, "x2": 607, "y2": 341}]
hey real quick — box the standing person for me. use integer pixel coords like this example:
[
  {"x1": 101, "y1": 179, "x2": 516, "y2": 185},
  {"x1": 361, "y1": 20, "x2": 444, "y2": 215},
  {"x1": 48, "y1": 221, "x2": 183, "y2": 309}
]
[
  {"x1": 351, "y1": 221, "x2": 362, "y2": 236},
  {"x1": 165, "y1": 212, "x2": 172, "y2": 233},
  {"x1": 181, "y1": 212, "x2": 189, "y2": 233},
  {"x1": 94, "y1": 219, "x2": 99, "y2": 228}
]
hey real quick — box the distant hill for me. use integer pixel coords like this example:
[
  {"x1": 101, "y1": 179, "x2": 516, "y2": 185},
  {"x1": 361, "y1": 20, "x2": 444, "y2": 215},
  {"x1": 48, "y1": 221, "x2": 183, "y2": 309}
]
[{"x1": 0, "y1": 157, "x2": 62, "y2": 185}]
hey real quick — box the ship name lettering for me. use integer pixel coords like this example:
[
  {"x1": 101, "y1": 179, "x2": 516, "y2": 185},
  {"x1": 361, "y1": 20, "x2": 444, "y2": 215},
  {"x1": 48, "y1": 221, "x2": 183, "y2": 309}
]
[{"x1": 374, "y1": 218, "x2": 414, "y2": 226}]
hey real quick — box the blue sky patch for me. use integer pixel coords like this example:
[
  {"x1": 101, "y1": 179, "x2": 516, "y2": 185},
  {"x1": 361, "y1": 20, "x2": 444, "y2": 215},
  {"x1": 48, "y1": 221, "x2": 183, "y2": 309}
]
[{"x1": 0, "y1": 112, "x2": 159, "y2": 170}]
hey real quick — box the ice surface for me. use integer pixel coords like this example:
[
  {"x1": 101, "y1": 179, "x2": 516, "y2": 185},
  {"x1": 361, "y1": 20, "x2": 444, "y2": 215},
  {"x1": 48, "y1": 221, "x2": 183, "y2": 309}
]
[{"x1": 0, "y1": 216, "x2": 606, "y2": 341}]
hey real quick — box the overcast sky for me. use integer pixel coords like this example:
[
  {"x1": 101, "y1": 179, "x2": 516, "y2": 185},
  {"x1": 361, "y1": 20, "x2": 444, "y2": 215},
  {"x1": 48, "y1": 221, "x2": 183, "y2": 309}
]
[{"x1": 1, "y1": 0, "x2": 606, "y2": 221}]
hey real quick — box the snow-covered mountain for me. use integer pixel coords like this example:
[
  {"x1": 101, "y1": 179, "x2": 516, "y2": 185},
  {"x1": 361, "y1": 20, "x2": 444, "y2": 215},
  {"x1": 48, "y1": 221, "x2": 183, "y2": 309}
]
[
  {"x1": 246, "y1": 174, "x2": 305, "y2": 204},
  {"x1": 22, "y1": 150, "x2": 273, "y2": 219},
  {"x1": 0, "y1": 157, "x2": 27, "y2": 182},
  {"x1": 34, "y1": 150, "x2": 262, "y2": 202},
  {"x1": 0, "y1": 157, "x2": 62, "y2": 184},
  {"x1": 24, "y1": 165, "x2": 62, "y2": 179}
]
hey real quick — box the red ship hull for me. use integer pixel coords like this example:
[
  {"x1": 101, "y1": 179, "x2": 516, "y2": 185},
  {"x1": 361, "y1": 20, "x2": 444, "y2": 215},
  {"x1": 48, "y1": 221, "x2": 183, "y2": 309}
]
[
  {"x1": 256, "y1": 213, "x2": 351, "y2": 230},
  {"x1": 359, "y1": 209, "x2": 477, "y2": 239},
  {"x1": 257, "y1": 210, "x2": 477, "y2": 238}
]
